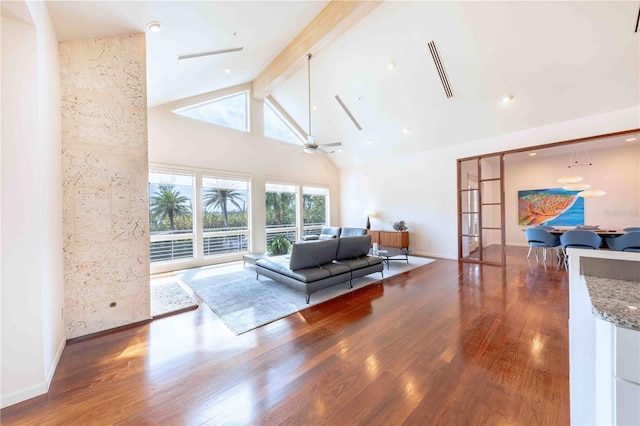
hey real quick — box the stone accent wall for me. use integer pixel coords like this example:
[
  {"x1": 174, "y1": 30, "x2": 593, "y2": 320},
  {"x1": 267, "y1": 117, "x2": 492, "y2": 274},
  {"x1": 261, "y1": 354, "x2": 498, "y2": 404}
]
[{"x1": 60, "y1": 34, "x2": 149, "y2": 339}]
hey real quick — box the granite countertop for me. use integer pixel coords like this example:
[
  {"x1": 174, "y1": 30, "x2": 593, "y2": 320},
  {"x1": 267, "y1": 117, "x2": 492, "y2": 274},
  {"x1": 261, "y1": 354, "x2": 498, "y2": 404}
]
[{"x1": 585, "y1": 276, "x2": 640, "y2": 331}]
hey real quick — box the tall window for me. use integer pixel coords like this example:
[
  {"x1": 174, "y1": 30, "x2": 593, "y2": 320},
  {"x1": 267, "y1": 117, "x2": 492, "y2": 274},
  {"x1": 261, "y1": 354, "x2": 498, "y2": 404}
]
[
  {"x1": 302, "y1": 186, "x2": 329, "y2": 238},
  {"x1": 202, "y1": 176, "x2": 250, "y2": 256},
  {"x1": 149, "y1": 171, "x2": 195, "y2": 263},
  {"x1": 265, "y1": 183, "x2": 298, "y2": 246},
  {"x1": 172, "y1": 91, "x2": 249, "y2": 131}
]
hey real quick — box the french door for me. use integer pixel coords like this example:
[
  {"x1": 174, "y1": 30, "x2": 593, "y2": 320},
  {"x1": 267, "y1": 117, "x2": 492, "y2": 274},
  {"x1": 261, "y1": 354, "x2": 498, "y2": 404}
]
[{"x1": 457, "y1": 154, "x2": 506, "y2": 266}]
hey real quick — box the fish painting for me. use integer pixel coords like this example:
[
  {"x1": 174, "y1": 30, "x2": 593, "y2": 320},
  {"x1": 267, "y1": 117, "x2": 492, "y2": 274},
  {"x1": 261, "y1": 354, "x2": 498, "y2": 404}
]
[{"x1": 518, "y1": 189, "x2": 583, "y2": 226}]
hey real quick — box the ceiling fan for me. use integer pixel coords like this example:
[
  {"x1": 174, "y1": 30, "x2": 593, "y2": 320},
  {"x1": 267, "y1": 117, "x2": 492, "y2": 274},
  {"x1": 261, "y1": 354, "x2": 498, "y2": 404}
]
[{"x1": 296, "y1": 53, "x2": 342, "y2": 155}]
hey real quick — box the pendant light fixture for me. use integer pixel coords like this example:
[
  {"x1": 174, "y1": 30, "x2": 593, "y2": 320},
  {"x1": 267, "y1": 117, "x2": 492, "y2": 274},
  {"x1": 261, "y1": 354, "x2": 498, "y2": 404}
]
[{"x1": 556, "y1": 149, "x2": 605, "y2": 197}]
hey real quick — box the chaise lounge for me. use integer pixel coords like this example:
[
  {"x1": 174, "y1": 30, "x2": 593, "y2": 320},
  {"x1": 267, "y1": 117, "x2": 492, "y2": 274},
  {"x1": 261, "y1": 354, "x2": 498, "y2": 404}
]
[{"x1": 255, "y1": 234, "x2": 383, "y2": 303}]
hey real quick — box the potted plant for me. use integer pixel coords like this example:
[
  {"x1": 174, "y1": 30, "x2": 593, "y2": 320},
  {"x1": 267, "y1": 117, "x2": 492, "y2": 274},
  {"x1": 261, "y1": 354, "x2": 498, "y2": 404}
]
[
  {"x1": 268, "y1": 236, "x2": 292, "y2": 256},
  {"x1": 392, "y1": 220, "x2": 408, "y2": 232}
]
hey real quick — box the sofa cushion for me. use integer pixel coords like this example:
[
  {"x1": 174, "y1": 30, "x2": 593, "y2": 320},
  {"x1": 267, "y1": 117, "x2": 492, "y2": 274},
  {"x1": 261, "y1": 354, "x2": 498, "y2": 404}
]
[
  {"x1": 335, "y1": 235, "x2": 372, "y2": 260},
  {"x1": 319, "y1": 234, "x2": 337, "y2": 240},
  {"x1": 333, "y1": 257, "x2": 369, "y2": 270},
  {"x1": 321, "y1": 227, "x2": 341, "y2": 238},
  {"x1": 341, "y1": 227, "x2": 367, "y2": 237},
  {"x1": 288, "y1": 238, "x2": 339, "y2": 270}
]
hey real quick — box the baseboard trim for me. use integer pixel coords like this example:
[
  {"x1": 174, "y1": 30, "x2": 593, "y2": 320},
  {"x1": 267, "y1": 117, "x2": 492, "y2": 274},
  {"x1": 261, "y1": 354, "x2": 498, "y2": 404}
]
[
  {"x1": 411, "y1": 251, "x2": 457, "y2": 260},
  {"x1": 0, "y1": 381, "x2": 48, "y2": 410},
  {"x1": 45, "y1": 337, "x2": 66, "y2": 386},
  {"x1": 66, "y1": 318, "x2": 153, "y2": 345}
]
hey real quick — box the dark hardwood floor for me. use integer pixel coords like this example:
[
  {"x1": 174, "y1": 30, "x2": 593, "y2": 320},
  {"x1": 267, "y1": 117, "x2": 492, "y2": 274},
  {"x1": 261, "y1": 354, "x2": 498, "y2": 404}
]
[{"x1": 1, "y1": 246, "x2": 569, "y2": 425}]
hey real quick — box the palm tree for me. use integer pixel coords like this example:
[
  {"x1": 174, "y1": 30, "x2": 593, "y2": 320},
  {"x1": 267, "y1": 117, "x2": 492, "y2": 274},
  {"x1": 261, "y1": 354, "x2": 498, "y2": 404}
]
[
  {"x1": 203, "y1": 188, "x2": 244, "y2": 228},
  {"x1": 150, "y1": 185, "x2": 191, "y2": 231},
  {"x1": 265, "y1": 192, "x2": 295, "y2": 226}
]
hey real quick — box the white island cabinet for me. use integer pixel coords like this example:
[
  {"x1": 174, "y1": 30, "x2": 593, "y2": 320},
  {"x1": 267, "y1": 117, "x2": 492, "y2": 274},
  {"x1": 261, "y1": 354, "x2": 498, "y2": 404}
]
[{"x1": 568, "y1": 249, "x2": 640, "y2": 425}]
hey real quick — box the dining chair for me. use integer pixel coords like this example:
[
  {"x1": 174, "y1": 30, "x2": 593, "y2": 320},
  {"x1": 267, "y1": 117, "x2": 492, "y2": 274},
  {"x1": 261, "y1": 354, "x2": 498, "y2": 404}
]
[
  {"x1": 560, "y1": 230, "x2": 602, "y2": 267},
  {"x1": 605, "y1": 231, "x2": 640, "y2": 253},
  {"x1": 623, "y1": 227, "x2": 640, "y2": 232},
  {"x1": 525, "y1": 228, "x2": 561, "y2": 262}
]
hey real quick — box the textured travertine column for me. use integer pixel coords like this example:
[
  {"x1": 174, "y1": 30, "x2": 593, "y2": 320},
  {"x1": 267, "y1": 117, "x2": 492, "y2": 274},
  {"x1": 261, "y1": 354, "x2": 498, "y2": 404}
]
[{"x1": 60, "y1": 34, "x2": 149, "y2": 339}]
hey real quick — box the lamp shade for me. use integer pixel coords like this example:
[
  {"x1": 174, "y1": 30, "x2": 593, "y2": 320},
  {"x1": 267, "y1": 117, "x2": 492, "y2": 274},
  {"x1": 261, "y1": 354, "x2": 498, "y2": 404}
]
[
  {"x1": 557, "y1": 175, "x2": 583, "y2": 184},
  {"x1": 577, "y1": 189, "x2": 606, "y2": 198},
  {"x1": 563, "y1": 183, "x2": 591, "y2": 191}
]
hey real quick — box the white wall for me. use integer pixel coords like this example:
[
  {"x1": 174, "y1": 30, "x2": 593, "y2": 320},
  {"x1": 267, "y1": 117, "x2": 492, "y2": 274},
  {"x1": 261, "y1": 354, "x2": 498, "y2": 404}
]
[
  {"x1": 505, "y1": 143, "x2": 640, "y2": 246},
  {"x1": 1, "y1": 0, "x2": 65, "y2": 408},
  {"x1": 148, "y1": 106, "x2": 341, "y2": 257},
  {"x1": 340, "y1": 107, "x2": 640, "y2": 259}
]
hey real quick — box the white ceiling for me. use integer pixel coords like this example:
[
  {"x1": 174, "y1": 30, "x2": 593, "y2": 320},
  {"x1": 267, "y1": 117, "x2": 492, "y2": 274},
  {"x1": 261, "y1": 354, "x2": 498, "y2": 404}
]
[{"x1": 45, "y1": 1, "x2": 640, "y2": 169}]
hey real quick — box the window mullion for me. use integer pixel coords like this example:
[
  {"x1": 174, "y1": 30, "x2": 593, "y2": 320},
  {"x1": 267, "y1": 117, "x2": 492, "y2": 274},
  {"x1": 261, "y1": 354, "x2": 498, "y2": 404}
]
[
  {"x1": 296, "y1": 187, "x2": 303, "y2": 242},
  {"x1": 194, "y1": 171, "x2": 204, "y2": 261}
]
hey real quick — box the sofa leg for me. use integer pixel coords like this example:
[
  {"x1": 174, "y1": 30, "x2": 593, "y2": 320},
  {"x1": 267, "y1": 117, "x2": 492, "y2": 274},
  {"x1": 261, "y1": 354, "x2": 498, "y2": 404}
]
[
  {"x1": 306, "y1": 294, "x2": 311, "y2": 304},
  {"x1": 348, "y1": 280, "x2": 353, "y2": 289},
  {"x1": 381, "y1": 270, "x2": 384, "y2": 278},
  {"x1": 256, "y1": 273, "x2": 259, "y2": 280}
]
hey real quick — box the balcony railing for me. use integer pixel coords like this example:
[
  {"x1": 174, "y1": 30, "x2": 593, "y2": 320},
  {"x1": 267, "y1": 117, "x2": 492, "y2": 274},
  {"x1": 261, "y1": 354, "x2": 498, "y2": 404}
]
[
  {"x1": 266, "y1": 227, "x2": 296, "y2": 246},
  {"x1": 150, "y1": 236, "x2": 194, "y2": 263},
  {"x1": 203, "y1": 229, "x2": 249, "y2": 256},
  {"x1": 302, "y1": 225, "x2": 324, "y2": 236},
  {"x1": 150, "y1": 227, "x2": 249, "y2": 263}
]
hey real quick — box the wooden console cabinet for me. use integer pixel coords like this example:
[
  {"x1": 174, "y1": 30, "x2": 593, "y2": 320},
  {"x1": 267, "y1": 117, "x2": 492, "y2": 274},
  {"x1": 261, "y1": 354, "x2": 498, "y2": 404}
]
[{"x1": 368, "y1": 230, "x2": 409, "y2": 249}]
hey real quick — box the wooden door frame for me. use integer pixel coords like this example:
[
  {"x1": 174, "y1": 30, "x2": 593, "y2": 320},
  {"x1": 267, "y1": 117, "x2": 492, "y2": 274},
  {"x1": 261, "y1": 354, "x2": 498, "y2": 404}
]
[{"x1": 456, "y1": 128, "x2": 640, "y2": 266}]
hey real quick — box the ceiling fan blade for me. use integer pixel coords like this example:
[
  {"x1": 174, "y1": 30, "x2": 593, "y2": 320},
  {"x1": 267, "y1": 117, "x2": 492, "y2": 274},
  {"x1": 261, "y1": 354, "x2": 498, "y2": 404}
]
[
  {"x1": 177, "y1": 47, "x2": 244, "y2": 60},
  {"x1": 318, "y1": 142, "x2": 342, "y2": 148},
  {"x1": 317, "y1": 148, "x2": 333, "y2": 155}
]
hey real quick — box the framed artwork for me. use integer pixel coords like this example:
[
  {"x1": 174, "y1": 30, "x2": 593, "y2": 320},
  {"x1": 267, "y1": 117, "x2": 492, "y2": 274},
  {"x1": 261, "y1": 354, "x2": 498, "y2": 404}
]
[{"x1": 518, "y1": 188, "x2": 584, "y2": 226}]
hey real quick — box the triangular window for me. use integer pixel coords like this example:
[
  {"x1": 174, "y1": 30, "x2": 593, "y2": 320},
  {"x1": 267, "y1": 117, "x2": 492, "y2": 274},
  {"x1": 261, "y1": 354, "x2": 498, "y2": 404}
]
[
  {"x1": 173, "y1": 91, "x2": 249, "y2": 131},
  {"x1": 264, "y1": 98, "x2": 305, "y2": 145}
]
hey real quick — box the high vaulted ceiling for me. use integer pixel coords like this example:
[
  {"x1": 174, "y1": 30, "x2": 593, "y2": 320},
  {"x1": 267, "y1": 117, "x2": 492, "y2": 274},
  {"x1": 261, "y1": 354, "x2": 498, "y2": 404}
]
[{"x1": 46, "y1": 1, "x2": 640, "y2": 169}]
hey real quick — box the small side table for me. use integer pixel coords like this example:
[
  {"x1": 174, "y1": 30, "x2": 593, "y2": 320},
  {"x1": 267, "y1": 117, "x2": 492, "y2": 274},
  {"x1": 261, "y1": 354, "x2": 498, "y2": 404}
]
[{"x1": 242, "y1": 253, "x2": 268, "y2": 267}]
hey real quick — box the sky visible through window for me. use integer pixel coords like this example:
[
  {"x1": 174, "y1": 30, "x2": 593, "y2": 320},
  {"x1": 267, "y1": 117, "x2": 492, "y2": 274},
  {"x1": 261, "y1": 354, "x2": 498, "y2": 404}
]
[
  {"x1": 175, "y1": 92, "x2": 248, "y2": 131},
  {"x1": 264, "y1": 102, "x2": 303, "y2": 145}
]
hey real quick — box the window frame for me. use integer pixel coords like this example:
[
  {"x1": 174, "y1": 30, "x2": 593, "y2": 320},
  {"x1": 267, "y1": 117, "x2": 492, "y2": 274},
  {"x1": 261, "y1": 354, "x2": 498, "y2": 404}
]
[
  {"x1": 149, "y1": 163, "x2": 252, "y2": 274},
  {"x1": 263, "y1": 95, "x2": 307, "y2": 145},
  {"x1": 264, "y1": 179, "x2": 331, "y2": 246},
  {"x1": 171, "y1": 88, "x2": 251, "y2": 133},
  {"x1": 302, "y1": 185, "x2": 330, "y2": 238}
]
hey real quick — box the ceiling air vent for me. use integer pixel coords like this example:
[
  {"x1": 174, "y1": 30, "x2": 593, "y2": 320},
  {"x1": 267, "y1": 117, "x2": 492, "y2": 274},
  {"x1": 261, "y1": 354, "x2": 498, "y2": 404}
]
[
  {"x1": 178, "y1": 47, "x2": 244, "y2": 60},
  {"x1": 428, "y1": 41, "x2": 453, "y2": 99},
  {"x1": 334, "y1": 95, "x2": 363, "y2": 131}
]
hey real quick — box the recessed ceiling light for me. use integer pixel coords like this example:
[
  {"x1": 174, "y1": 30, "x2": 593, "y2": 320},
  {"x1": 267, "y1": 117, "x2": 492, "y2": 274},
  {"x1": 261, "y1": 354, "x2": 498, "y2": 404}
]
[
  {"x1": 529, "y1": 152, "x2": 537, "y2": 156},
  {"x1": 502, "y1": 95, "x2": 514, "y2": 103},
  {"x1": 224, "y1": 67, "x2": 231, "y2": 74},
  {"x1": 402, "y1": 127, "x2": 410, "y2": 134},
  {"x1": 387, "y1": 62, "x2": 396, "y2": 70},
  {"x1": 312, "y1": 105, "x2": 318, "y2": 111},
  {"x1": 366, "y1": 139, "x2": 373, "y2": 144},
  {"x1": 146, "y1": 21, "x2": 162, "y2": 33},
  {"x1": 625, "y1": 137, "x2": 637, "y2": 142},
  {"x1": 337, "y1": 149, "x2": 343, "y2": 153}
]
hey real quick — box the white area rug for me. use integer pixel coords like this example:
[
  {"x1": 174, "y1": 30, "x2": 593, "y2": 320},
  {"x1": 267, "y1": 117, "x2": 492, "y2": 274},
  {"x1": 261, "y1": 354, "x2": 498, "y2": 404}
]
[
  {"x1": 150, "y1": 280, "x2": 198, "y2": 318},
  {"x1": 177, "y1": 255, "x2": 435, "y2": 335}
]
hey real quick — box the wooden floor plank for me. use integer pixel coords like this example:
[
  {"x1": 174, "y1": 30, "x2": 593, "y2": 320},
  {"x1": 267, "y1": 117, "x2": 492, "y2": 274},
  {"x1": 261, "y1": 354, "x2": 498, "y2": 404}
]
[{"x1": 0, "y1": 247, "x2": 570, "y2": 425}]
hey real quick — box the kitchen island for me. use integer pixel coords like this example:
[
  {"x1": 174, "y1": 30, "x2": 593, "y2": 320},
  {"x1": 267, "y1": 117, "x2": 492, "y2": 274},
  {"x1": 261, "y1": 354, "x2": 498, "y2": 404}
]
[{"x1": 567, "y1": 248, "x2": 640, "y2": 425}]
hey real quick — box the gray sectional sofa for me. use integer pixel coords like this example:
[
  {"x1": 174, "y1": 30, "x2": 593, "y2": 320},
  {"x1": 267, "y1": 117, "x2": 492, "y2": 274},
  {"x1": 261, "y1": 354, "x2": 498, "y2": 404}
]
[
  {"x1": 300, "y1": 226, "x2": 367, "y2": 241},
  {"x1": 255, "y1": 234, "x2": 383, "y2": 303}
]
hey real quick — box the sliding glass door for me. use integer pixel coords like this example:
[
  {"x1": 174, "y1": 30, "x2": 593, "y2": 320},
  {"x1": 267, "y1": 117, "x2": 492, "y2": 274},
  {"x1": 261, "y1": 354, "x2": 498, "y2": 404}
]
[{"x1": 457, "y1": 154, "x2": 506, "y2": 266}]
